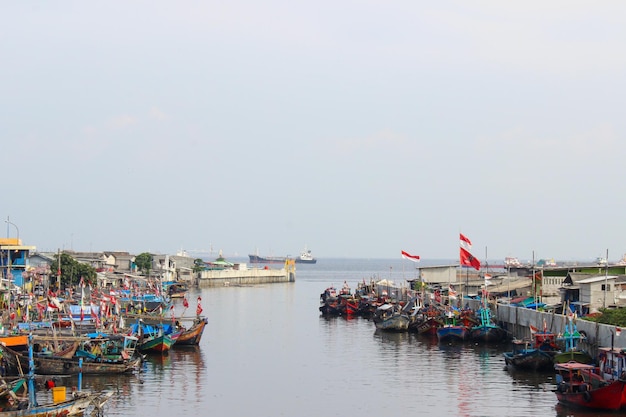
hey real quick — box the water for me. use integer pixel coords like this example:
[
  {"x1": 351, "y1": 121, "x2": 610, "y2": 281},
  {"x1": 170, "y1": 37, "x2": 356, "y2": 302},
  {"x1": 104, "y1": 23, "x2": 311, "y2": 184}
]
[{"x1": 53, "y1": 259, "x2": 609, "y2": 417}]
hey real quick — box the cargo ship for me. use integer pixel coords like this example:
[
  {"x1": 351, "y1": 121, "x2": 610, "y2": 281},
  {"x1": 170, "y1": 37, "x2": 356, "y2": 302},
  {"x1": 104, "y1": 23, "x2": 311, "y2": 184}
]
[{"x1": 249, "y1": 248, "x2": 317, "y2": 264}]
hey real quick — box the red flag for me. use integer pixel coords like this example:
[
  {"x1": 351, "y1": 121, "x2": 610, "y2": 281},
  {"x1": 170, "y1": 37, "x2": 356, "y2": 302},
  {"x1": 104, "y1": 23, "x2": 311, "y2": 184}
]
[
  {"x1": 401, "y1": 250, "x2": 420, "y2": 262},
  {"x1": 183, "y1": 297, "x2": 189, "y2": 308},
  {"x1": 460, "y1": 233, "x2": 472, "y2": 250},
  {"x1": 460, "y1": 247, "x2": 481, "y2": 270},
  {"x1": 196, "y1": 296, "x2": 203, "y2": 316}
]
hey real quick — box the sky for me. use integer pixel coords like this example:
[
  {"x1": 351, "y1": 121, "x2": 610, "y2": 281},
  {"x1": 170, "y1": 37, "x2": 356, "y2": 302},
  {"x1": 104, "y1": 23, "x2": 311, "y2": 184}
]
[{"x1": 2, "y1": 2, "x2": 626, "y2": 263}]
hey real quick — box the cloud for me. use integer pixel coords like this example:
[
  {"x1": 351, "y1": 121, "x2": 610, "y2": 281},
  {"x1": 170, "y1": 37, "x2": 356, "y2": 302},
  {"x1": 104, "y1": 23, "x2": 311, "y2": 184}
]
[{"x1": 107, "y1": 115, "x2": 137, "y2": 130}]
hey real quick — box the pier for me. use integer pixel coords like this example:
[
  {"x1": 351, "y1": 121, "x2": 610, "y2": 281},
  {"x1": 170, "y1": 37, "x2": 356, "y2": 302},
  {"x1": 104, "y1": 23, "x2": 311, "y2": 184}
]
[{"x1": 197, "y1": 263, "x2": 296, "y2": 287}]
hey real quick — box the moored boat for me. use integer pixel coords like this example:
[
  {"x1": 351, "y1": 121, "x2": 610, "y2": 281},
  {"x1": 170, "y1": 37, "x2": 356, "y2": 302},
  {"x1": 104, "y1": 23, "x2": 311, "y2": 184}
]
[
  {"x1": 436, "y1": 311, "x2": 468, "y2": 343},
  {"x1": 174, "y1": 317, "x2": 208, "y2": 346},
  {"x1": 553, "y1": 313, "x2": 593, "y2": 364},
  {"x1": 470, "y1": 300, "x2": 506, "y2": 343},
  {"x1": 373, "y1": 304, "x2": 409, "y2": 332},
  {"x1": 503, "y1": 339, "x2": 554, "y2": 371},
  {"x1": 554, "y1": 362, "x2": 625, "y2": 411}
]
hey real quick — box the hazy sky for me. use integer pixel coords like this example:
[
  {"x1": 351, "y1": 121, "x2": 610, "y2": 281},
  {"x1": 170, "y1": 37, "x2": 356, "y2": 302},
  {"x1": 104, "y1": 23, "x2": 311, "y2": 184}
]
[{"x1": 2, "y1": 2, "x2": 626, "y2": 263}]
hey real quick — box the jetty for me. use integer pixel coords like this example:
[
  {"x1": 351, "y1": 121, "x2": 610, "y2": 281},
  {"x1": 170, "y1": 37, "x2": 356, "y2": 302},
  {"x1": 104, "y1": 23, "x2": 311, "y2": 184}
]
[{"x1": 197, "y1": 261, "x2": 296, "y2": 287}]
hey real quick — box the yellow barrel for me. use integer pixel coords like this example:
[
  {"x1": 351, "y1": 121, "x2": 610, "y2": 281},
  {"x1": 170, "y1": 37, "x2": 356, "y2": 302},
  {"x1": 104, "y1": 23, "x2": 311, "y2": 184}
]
[{"x1": 52, "y1": 386, "x2": 66, "y2": 403}]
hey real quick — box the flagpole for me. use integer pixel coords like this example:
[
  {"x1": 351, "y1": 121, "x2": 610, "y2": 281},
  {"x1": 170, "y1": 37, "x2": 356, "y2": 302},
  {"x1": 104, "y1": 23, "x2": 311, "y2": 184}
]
[
  {"x1": 533, "y1": 250, "x2": 537, "y2": 310},
  {"x1": 604, "y1": 248, "x2": 609, "y2": 308}
]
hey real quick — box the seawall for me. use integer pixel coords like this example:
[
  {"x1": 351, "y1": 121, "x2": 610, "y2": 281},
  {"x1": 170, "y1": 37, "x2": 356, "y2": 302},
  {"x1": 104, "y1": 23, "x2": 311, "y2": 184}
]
[
  {"x1": 488, "y1": 302, "x2": 624, "y2": 358},
  {"x1": 197, "y1": 267, "x2": 295, "y2": 287}
]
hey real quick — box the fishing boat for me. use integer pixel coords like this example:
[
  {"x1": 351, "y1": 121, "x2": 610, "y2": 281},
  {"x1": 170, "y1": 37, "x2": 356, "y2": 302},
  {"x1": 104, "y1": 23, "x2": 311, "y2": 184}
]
[
  {"x1": 372, "y1": 304, "x2": 410, "y2": 332},
  {"x1": 131, "y1": 321, "x2": 174, "y2": 353},
  {"x1": 0, "y1": 335, "x2": 114, "y2": 416},
  {"x1": 436, "y1": 311, "x2": 468, "y2": 343},
  {"x1": 503, "y1": 339, "x2": 554, "y2": 371},
  {"x1": 0, "y1": 342, "x2": 141, "y2": 376},
  {"x1": 554, "y1": 362, "x2": 625, "y2": 411},
  {"x1": 470, "y1": 303, "x2": 506, "y2": 343},
  {"x1": 553, "y1": 312, "x2": 593, "y2": 364},
  {"x1": 409, "y1": 305, "x2": 444, "y2": 335},
  {"x1": 174, "y1": 317, "x2": 208, "y2": 346}
]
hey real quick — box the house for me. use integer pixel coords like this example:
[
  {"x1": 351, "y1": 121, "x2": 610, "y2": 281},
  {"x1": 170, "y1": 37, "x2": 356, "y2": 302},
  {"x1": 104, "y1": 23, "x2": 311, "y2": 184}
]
[
  {"x1": 103, "y1": 252, "x2": 135, "y2": 273},
  {"x1": 562, "y1": 274, "x2": 619, "y2": 313},
  {"x1": 0, "y1": 238, "x2": 37, "y2": 289}
]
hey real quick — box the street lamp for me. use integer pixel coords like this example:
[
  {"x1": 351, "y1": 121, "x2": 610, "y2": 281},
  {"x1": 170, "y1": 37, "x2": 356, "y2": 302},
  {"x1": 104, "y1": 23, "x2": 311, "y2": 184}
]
[{"x1": 5, "y1": 217, "x2": 19, "y2": 241}]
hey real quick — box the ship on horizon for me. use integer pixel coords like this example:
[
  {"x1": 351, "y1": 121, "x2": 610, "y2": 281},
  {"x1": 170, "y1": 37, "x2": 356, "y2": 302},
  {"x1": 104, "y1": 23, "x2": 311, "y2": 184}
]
[{"x1": 249, "y1": 247, "x2": 317, "y2": 264}]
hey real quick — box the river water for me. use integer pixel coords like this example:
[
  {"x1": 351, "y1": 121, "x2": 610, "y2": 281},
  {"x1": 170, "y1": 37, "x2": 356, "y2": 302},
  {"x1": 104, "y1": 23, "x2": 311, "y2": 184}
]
[{"x1": 47, "y1": 259, "x2": 611, "y2": 417}]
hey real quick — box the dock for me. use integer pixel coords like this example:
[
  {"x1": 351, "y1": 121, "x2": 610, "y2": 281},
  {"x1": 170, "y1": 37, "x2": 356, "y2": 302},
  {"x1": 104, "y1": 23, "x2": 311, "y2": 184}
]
[{"x1": 197, "y1": 263, "x2": 295, "y2": 287}]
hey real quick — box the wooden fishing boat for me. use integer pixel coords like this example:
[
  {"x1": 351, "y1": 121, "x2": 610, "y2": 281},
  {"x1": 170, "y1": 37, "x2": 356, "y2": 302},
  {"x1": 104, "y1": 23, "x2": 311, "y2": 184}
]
[
  {"x1": 0, "y1": 344, "x2": 141, "y2": 376},
  {"x1": 436, "y1": 312, "x2": 468, "y2": 343},
  {"x1": 554, "y1": 362, "x2": 626, "y2": 411},
  {"x1": 0, "y1": 334, "x2": 113, "y2": 417},
  {"x1": 373, "y1": 304, "x2": 409, "y2": 332},
  {"x1": 138, "y1": 334, "x2": 173, "y2": 353},
  {"x1": 0, "y1": 335, "x2": 28, "y2": 352},
  {"x1": 503, "y1": 339, "x2": 554, "y2": 371},
  {"x1": 409, "y1": 305, "x2": 443, "y2": 335},
  {"x1": 174, "y1": 317, "x2": 207, "y2": 346},
  {"x1": 0, "y1": 389, "x2": 113, "y2": 417},
  {"x1": 470, "y1": 306, "x2": 506, "y2": 343},
  {"x1": 553, "y1": 315, "x2": 593, "y2": 364},
  {"x1": 130, "y1": 320, "x2": 176, "y2": 353}
]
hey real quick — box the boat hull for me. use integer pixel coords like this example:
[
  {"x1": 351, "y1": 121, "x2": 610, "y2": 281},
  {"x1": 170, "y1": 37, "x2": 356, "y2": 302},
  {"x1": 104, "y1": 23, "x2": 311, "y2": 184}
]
[
  {"x1": 470, "y1": 325, "x2": 506, "y2": 343},
  {"x1": 248, "y1": 255, "x2": 317, "y2": 264},
  {"x1": 0, "y1": 344, "x2": 141, "y2": 376},
  {"x1": 553, "y1": 351, "x2": 593, "y2": 364},
  {"x1": 503, "y1": 349, "x2": 554, "y2": 371},
  {"x1": 174, "y1": 318, "x2": 207, "y2": 346},
  {"x1": 139, "y1": 335, "x2": 173, "y2": 353},
  {"x1": 555, "y1": 380, "x2": 625, "y2": 411},
  {"x1": 437, "y1": 326, "x2": 468, "y2": 343}
]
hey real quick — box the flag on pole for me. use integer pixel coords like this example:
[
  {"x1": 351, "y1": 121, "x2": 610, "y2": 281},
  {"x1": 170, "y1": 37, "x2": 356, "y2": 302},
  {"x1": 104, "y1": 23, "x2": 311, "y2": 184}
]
[
  {"x1": 460, "y1": 247, "x2": 481, "y2": 270},
  {"x1": 448, "y1": 285, "x2": 457, "y2": 299},
  {"x1": 617, "y1": 327, "x2": 622, "y2": 337},
  {"x1": 196, "y1": 296, "x2": 203, "y2": 316},
  {"x1": 401, "y1": 250, "x2": 420, "y2": 262},
  {"x1": 484, "y1": 273, "x2": 492, "y2": 286},
  {"x1": 460, "y1": 233, "x2": 472, "y2": 250}
]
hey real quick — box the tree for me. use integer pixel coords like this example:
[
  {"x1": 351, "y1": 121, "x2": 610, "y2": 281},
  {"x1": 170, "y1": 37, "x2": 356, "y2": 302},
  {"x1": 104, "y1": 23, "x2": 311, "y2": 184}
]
[
  {"x1": 135, "y1": 252, "x2": 153, "y2": 275},
  {"x1": 52, "y1": 253, "x2": 97, "y2": 289},
  {"x1": 193, "y1": 258, "x2": 206, "y2": 273}
]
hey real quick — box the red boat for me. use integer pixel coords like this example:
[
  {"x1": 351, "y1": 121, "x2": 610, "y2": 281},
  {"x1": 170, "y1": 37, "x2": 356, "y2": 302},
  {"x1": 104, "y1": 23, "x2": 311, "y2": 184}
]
[{"x1": 554, "y1": 362, "x2": 626, "y2": 411}]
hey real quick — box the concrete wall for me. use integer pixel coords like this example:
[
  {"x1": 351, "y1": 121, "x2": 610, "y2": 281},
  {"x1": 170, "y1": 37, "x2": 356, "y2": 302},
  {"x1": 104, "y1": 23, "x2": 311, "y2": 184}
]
[
  {"x1": 197, "y1": 267, "x2": 295, "y2": 287},
  {"x1": 493, "y1": 304, "x2": 624, "y2": 358}
]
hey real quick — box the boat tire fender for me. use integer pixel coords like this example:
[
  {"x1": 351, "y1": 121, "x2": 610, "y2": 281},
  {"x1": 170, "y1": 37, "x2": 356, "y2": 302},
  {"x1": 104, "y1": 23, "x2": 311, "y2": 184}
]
[{"x1": 583, "y1": 390, "x2": 591, "y2": 402}]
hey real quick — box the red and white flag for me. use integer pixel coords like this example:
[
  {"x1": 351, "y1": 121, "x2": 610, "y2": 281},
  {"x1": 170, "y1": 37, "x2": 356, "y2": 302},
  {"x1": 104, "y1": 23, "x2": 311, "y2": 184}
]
[
  {"x1": 401, "y1": 250, "x2": 420, "y2": 262},
  {"x1": 460, "y1": 233, "x2": 472, "y2": 250},
  {"x1": 196, "y1": 296, "x2": 203, "y2": 316},
  {"x1": 617, "y1": 327, "x2": 622, "y2": 337},
  {"x1": 460, "y1": 247, "x2": 481, "y2": 270}
]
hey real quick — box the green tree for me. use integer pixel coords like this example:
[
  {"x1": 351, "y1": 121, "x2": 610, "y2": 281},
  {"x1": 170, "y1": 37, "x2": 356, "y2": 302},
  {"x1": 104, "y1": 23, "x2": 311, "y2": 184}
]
[
  {"x1": 135, "y1": 252, "x2": 153, "y2": 275},
  {"x1": 53, "y1": 253, "x2": 97, "y2": 289},
  {"x1": 193, "y1": 258, "x2": 206, "y2": 273}
]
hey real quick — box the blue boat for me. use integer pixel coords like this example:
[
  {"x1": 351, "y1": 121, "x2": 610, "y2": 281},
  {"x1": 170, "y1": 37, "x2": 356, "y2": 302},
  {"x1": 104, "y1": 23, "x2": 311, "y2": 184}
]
[
  {"x1": 437, "y1": 311, "x2": 468, "y2": 343},
  {"x1": 470, "y1": 301, "x2": 506, "y2": 343},
  {"x1": 503, "y1": 339, "x2": 554, "y2": 371}
]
